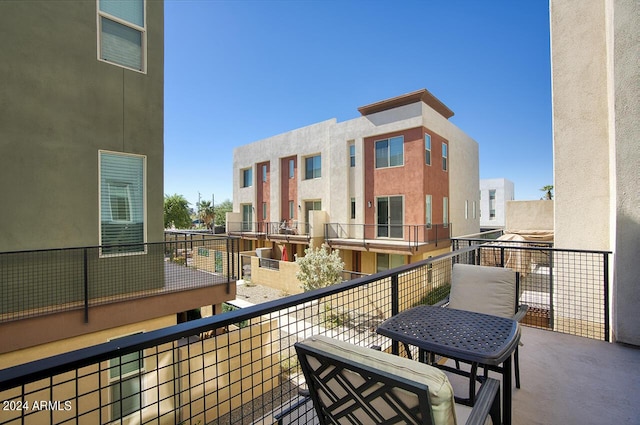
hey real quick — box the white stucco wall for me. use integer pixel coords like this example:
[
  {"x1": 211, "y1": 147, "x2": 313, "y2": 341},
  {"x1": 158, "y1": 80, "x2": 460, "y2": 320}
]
[
  {"x1": 479, "y1": 178, "x2": 515, "y2": 228},
  {"x1": 550, "y1": 0, "x2": 640, "y2": 344}
]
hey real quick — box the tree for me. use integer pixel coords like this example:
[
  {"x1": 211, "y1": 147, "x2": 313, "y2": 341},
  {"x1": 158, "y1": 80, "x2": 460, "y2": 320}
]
[
  {"x1": 197, "y1": 200, "x2": 215, "y2": 230},
  {"x1": 295, "y1": 244, "x2": 344, "y2": 291},
  {"x1": 214, "y1": 199, "x2": 233, "y2": 226},
  {"x1": 540, "y1": 185, "x2": 554, "y2": 200},
  {"x1": 164, "y1": 194, "x2": 192, "y2": 229}
]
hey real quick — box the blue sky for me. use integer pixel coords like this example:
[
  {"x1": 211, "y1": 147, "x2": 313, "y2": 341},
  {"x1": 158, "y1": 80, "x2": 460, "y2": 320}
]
[{"x1": 164, "y1": 1, "x2": 552, "y2": 207}]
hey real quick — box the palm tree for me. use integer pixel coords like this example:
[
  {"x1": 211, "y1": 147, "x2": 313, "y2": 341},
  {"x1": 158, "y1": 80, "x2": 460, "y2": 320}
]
[
  {"x1": 197, "y1": 200, "x2": 215, "y2": 230},
  {"x1": 540, "y1": 185, "x2": 554, "y2": 200}
]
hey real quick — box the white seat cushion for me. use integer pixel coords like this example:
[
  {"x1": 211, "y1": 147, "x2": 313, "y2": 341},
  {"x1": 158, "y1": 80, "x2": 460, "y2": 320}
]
[
  {"x1": 299, "y1": 335, "x2": 457, "y2": 425},
  {"x1": 449, "y1": 264, "x2": 516, "y2": 318}
]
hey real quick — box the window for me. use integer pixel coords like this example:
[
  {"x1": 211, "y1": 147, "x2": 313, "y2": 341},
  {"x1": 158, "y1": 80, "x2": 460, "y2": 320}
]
[
  {"x1": 100, "y1": 151, "x2": 145, "y2": 255},
  {"x1": 489, "y1": 190, "x2": 496, "y2": 220},
  {"x1": 425, "y1": 134, "x2": 432, "y2": 165},
  {"x1": 375, "y1": 136, "x2": 404, "y2": 168},
  {"x1": 289, "y1": 159, "x2": 295, "y2": 179},
  {"x1": 425, "y1": 195, "x2": 432, "y2": 227},
  {"x1": 262, "y1": 164, "x2": 267, "y2": 182},
  {"x1": 109, "y1": 336, "x2": 143, "y2": 421},
  {"x1": 472, "y1": 201, "x2": 477, "y2": 219},
  {"x1": 242, "y1": 168, "x2": 252, "y2": 188},
  {"x1": 443, "y1": 196, "x2": 449, "y2": 226},
  {"x1": 442, "y1": 143, "x2": 448, "y2": 171},
  {"x1": 289, "y1": 200, "x2": 294, "y2": 219},
  {"x1": 241, "y1": 204, "x2": 252, "y2": 231},
  {"x1": 304, "y1": 200, "x2": 321, "y2": 221},
  {"x1": 465, "y1": 200, "x2": 469, "y2": 220},
  {"x1": 98, "y1": 0, "x2": 146, "y2": 72},
  {"x1": 305, "y1": 155, "x2": 321, "y2": 179},
  {"x1": 376, "y1": 253, "x2": 404, "y2": 272},
  {"x1": 262, "y1": 202, "x2": 267, "y2": 220},
  {"x1": 377, "y1": 196, "x2": 403, "y2": 238},
  {"x1": 351, "y1": 198, "x2": 356, "y2": 220},
  {"x1": 349, "y1": 142, "x2": 356, "y2": 167}
]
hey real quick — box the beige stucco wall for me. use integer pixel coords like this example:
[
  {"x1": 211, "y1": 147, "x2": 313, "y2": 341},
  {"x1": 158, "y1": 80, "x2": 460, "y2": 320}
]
[
  {"x1": 505, "y1": 200, "x2": 554, "y2": 231},
  {"x1": 550, "y1": 0, "x2": 640, "y2": 344}
]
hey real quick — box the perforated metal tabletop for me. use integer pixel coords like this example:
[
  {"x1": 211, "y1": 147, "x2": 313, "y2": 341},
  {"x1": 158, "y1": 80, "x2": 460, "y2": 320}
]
[
  {"x1": 377, "y1": 304, "x2": 521, "y2": 425},
  {"x1": 377, "y1": 305, "x2": 520, "y2": 365}
]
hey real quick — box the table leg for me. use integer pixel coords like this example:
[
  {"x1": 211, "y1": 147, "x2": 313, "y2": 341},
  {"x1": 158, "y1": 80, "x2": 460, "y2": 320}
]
[{"x1": 503, "y1": 355, "x2": 512, "y2": 425}]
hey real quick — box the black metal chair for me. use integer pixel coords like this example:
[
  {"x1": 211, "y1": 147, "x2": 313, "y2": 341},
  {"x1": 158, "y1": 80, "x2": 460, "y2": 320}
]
[
  {"x1": 439, "y1": 263, "x2": 528, "y2": 394},
  {"x1": 295, "y1": 335, "x2": 501, "y2": 425}
]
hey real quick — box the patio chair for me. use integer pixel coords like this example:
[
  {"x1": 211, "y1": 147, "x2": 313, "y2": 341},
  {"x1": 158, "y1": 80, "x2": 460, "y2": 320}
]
[
  {"x1": 295, "y1": 335, "x2": 501, "y2": 425},
  {"x1": 441, "y1": 263, "x2": 528, "y2": 390}
]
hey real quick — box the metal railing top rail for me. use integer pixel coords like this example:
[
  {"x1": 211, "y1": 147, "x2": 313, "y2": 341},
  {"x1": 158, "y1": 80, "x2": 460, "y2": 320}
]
[
  {"x1": 1, "y1": 235, "x2": 239, "y2": 255},
  {"x1": 0, "y1": 245, "x2": 477, "y2": 392}
]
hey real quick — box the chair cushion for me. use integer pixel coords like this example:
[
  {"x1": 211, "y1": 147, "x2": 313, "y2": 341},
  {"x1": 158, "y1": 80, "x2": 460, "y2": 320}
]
[
  {"x1": 298, "y1": 335, "x2": 457, "y2": 425},
  {"x1": 449, "y1": 264, "x2": 516, "y2": 318}
]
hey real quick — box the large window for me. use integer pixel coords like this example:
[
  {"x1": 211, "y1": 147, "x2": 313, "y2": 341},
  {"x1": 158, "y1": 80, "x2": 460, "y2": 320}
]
[
  {"x1": 304, "y1": 200, "x2": 322, "y2": 222},
  {"x1": 425, "y1": 134, "x2": 432, "y2": 166},
  {"x1": 377, "y1": 196, "x2": 403, "y2": 238},
  {"x1": 442, "y1": 142, "x2": 448, "y2": 171},
  {"x1": 375, "y1": 136, "x2": 404, "y2": 168},
  {"x1": 305, "y1": 155, "x2": 321, "y2": 179},
  {"x1": 100, "y1": 151, "x2": 145, "y2": 255},
  {"x1": 241, "y1": 168, "x2": 252, "y2": 188},
  {"x1": 376, "y1": 253, "x2": 405, "y2": 272},
  {"x1": 241, "y1": 204, "x2": 252, "y2": 231},
  {"x1": 98, "y1": 0, "x2": 146, "y2": 72},
  {"x1": 109, "y1": 337, "x2": 143, "y2": 421}
]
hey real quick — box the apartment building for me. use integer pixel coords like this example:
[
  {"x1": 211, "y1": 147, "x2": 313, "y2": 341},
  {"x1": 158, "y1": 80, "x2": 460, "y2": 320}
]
[
  {"x1": 479, "y1": 178, "x2": 515, "y2": 229},
  {"x1": 0, "y1": 0, "x2": 235, "y2": 382},
  {"x1": 230, "y1": 89, "x2": 480, "y2": 275}
]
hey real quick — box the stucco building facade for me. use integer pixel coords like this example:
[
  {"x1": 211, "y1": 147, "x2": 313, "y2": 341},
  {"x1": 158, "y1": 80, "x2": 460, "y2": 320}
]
[
  {"x1": 550, "y1": 0, "x2": 639, "y2": 345},
  {"x1": 479, "y1": 178, "x2": 515, "y2": 229},
  {"x1": 230, "y1": 90, "x2": 480, "y2": 275}
]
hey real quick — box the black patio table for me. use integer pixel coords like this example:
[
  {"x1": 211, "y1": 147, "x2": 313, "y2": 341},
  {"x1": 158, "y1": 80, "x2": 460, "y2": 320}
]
[{"x1": 376, "y1": 304, "x2": 520, "y2": 425}]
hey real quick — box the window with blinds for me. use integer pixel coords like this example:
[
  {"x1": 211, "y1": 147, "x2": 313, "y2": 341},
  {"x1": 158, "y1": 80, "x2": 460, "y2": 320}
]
[
  {"x1": 99, "y1": 151, "x2": 146, "y2": 255},
  {"x1": 98, "y1": 0, "x2": 146, "y2": 72}
]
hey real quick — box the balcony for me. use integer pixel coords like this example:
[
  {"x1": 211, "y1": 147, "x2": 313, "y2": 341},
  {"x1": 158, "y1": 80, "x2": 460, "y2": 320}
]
[
  {"x1": 0, "y1": 233, "x2": 241, "y2": 353},
  {"x1": 1, "y1": 244, "x2": 637, "y2": 425},
  {"x1": 325, "y1": 222, "x2": 451, "y2": 255},
  {"x1": 227, "y1": 221, "x2": 310, "y2": 243}
]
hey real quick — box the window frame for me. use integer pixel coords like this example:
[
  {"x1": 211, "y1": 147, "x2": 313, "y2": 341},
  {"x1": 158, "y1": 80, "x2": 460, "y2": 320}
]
[
  {"x1": 375, "y1": 136, "x2": 404, "y2": 169},
  {"x1": 349, "y1": 142, "x2": 356, "y2": 167},
  {"x1": 376, "y1": 195, "x2": 404, "y2": 239},
  {"x1": 425, "y1": 133, "x2": 432, "y2": 166},
  {"x1": 289, "y1": 159, "x2": 295, "y2": 179},
  {"x1": 97, "y1": 0, "x2": 147, "y2": 73},
  {"x1": 262, "y1": 164, "x2": 267, "y2": 182},
  {"x1": 442, "y1": 142, "x2": 448, "y2": 171},
  {"x1": 241, "y1": 167, "x2": 253, "y2": 188},
  {"x1": 425, "y1": 194, "x2": 432, "y2": 228},
  {"x1": 443, "y1": 196, "x2": 449, "y2": 227},
  {"x1": 99, "y1": 150, "x2": 147, "y2": 257},
  {"x1": 108, "y1": 333, "x2": 144, "y2": 422},
  {"x1": 304, "y1": 155, "x2": 321, "y2": 180}
]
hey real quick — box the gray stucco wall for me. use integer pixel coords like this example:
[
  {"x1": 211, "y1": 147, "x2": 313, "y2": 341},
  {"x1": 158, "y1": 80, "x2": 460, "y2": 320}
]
[{"x1": 0, "y1": 0, "x2": 164, "y2": 252}]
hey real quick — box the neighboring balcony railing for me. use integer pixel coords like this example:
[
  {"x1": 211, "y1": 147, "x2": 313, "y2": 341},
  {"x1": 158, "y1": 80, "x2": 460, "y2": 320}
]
[
  {"x1": 325, "y1": 223, "x2": 451, "y2": 249},
  {"x1": 227, "y1": 221, "x2": 310, "y2": 238},
  {"x1": 0, "y1": 244, "x2": 611, "y2": 425},
  {"x1": 0, "y1": 233, "x2": 241, "y2": 324}
]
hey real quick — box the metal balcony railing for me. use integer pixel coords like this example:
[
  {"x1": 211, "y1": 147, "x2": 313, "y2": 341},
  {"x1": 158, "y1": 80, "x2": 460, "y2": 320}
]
[
  {"x1": 227, "y1": 221, "x2": 311, "y2": 238},
  {"x1": 0, "y1": 244, "x2": 610, "y2": 425},
  {"x1": 0, "y1": 232, "x2": 241, "y2": 323},
  {"x1": 325, "y1": 222, "x2": 451, "y2": 249}
]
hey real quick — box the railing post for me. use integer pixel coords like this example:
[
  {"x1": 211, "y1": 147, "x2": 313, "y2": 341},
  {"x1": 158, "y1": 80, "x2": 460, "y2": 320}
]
[
  {"x1": 603, "y1": 252, "x2": 610, "y2": 342},
  {"x1": 391, "y1": 273, "x2": 400, "y2": 356},
  {"x1": 83, "y1": 248, "x2": 89, "y2": 323},
  {"x1": 226, "y1": 238, "x2": 231, "y2": 294}
]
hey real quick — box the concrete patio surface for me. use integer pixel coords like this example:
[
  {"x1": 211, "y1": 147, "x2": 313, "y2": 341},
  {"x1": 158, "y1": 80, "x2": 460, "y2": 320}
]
[{"x1": 510, "y1": 326, "x2": 639, "y2": 424}]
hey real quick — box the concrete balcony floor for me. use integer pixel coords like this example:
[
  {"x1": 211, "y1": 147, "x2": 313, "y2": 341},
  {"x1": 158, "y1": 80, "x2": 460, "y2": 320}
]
[{"x1": 504, "y1": 326, "x2": 639, "y2": 424}]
